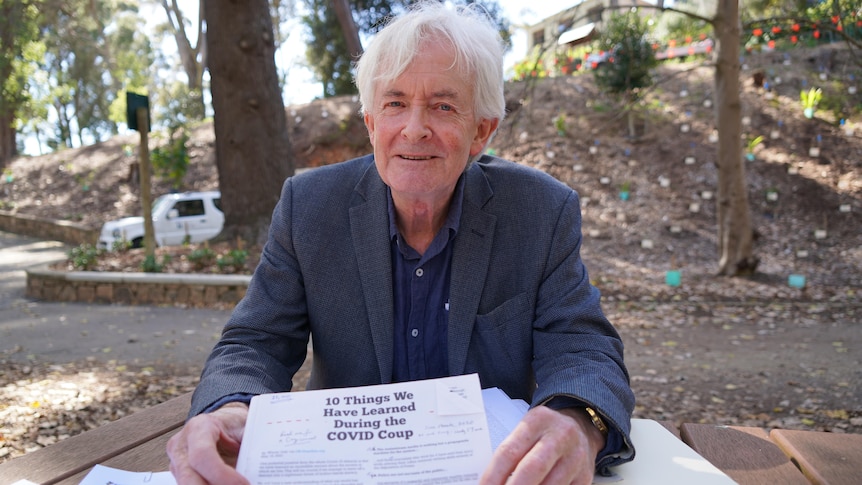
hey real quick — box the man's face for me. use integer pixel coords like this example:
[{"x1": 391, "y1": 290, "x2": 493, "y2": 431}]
[{"x1": 364, "y1": 40, "x2": 497, "y2": 205}]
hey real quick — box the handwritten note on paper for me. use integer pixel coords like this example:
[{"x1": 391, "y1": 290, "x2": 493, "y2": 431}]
[
  {"x1": 236, "y1": 374, "x2": 492, "y2": 484},
  {"x1": 78, "y1": 464, "x2": 177, "y2": 485}
]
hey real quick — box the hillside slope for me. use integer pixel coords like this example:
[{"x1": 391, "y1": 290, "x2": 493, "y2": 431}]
[{"x1": 2, "y1": 45, "x2": 860, "y2": 300}]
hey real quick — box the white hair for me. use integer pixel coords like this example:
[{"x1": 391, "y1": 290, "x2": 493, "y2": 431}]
[{"x1": 354, "y1": 1, "x2": 506, "y2": 124}]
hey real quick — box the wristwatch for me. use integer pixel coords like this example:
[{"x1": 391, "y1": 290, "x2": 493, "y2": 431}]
[{"x1": 584, "y1": 407, "x2": 609, "y2": 437}]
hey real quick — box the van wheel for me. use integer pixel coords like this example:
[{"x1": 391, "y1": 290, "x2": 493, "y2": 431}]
[{"x1": 131, "y1": 237, "x2": 143, "y2": 249}]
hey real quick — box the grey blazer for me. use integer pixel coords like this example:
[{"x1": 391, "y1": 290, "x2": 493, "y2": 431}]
[{"x1": 191, "y1": 154, "x2": 634, "y2": 462}]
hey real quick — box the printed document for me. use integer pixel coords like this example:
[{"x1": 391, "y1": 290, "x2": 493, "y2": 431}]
[{"x1": 236, "y1": 374, "x2": 491, "y2": 484}]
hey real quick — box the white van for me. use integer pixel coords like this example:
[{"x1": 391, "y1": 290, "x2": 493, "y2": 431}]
[{"x1": 97, "y1": 191, "x2": 224, "y2": 250}]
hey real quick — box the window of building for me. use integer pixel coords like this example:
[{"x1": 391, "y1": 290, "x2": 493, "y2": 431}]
[{"x1": 532, "y1": 29, "x2": 545, "y2": 47}]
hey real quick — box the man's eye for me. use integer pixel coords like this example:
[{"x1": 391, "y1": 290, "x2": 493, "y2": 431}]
[
  {"x1": 439, "y1": 104, "x2": 452, "y2": 111},
  {"x1": 386, "y1": 101, "x2": 403, "y2": 108}
]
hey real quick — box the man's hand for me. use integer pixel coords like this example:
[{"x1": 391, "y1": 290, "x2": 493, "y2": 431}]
[
  {"x1": 167, "y1": 402, "x2": 251, "y2": 485},
  {"x1": 480, "y1": 406, "x2": 606, "y2": 485}
]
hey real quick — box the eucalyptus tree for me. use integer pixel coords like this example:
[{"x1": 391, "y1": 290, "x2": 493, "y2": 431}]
[
  {"x1": 0, "y1": 0, "x2": 41, "y2": 165},
  {"x1": 204, "y1": 0, "x2": 292, "y2": 244},
  {"x1": 38, "y1": 0, "x2": 152, "y2": 149},
  {"x1": 153, "y1": 0, "x2": 297, "y2": 119},
  {"x1": 300, "y1": 0, "x2": 511, "y2": 98}
]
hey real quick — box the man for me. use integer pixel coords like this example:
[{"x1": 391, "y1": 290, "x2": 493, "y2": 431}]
[{"x1": 167, "y1": 3, "x2": 635, "y2": 484}]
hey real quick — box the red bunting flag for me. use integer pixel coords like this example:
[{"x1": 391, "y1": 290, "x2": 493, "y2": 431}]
[
  {"x1": 791, "y1": 35, "x2": 798, "y2": 43},
  {"x1": 831, "y1": 15, "x2": 840, "y2": 24},
  {"x1": 753, "y1": 28, "x2": 763, "y2": 36},
  {"x1": 768, "y1": 40, "x2": 776, "y2": 49},
  {"x1": 792, "y1": 23, "x2": 800, "y2": 32},
  {"x1": 772, "y1": 26, "x2": 781, "y2": 34},
  {"x1": 814, "y1": 30, "x2": 821, "y2": 39}
]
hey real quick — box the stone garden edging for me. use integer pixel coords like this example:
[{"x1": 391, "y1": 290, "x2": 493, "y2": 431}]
[{"x1": 26, "y1": 265, "x2": 251, "y2": 309}]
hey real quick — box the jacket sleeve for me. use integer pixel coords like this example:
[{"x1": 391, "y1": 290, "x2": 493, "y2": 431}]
[
  {"x1": 188, "y1": 177, "x2": 311, "y2": 418},
  {"x1": 530, "y1": 189, "x2": 636, "y2": 468}
]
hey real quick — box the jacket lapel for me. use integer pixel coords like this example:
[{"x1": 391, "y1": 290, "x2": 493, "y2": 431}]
[
  {"x1": 350, "y1": 161, "x2": 395, "y2": 384},
  {"x1": 448, "y1": 163, "x2": 496, "y2": 375}
]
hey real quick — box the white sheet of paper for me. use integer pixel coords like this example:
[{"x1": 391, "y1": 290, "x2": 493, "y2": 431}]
[
  {"x1": 236, "y1": 374, "x2": 491, "y2": 484},
  {"x1": 77, "y1": 464, "x2": 177, "y2": 485},
  {"x1": 481, "y1": 386, "x2": 528, "y2": 449}
]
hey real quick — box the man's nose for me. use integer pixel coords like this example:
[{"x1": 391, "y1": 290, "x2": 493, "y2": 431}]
[{"x1": 401, "y1": 107, "x2": 432, "y2": 141}]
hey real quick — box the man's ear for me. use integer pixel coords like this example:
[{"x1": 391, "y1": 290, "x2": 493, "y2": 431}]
[
  {"x1": 364, "y1": 112, "x2": 375, "y2": 141},
  {"x1": 470, "y1": 117, "x2": 500, "y2": 157}
]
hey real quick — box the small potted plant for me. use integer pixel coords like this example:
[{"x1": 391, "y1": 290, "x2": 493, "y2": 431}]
[
  {"x1": 619, "y1": 180, "x2": 631, "y2": 201},
  {"x1": 800, "y1": 87, "x2": 822, "y2": 119},
  {"x1": 554, "y1": 113, "x2": 567, "y2": 136},
  {"x1": 745, "y1": 135, "x2": 763, "y2": 161}
]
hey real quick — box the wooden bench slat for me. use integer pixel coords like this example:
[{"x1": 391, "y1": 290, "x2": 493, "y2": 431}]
[
  {"x1": 0, "y1": 392, "x2": 191, "y2": 485},
  {"x1": 681, "y1": 423, "x2": 810, "y2": 485},
  {"x1": 57, "y1": 429, "x2": 180, "y2": 485},
  {"x1": 770, "y1": 428, "x2": 862, "y2": 485}
]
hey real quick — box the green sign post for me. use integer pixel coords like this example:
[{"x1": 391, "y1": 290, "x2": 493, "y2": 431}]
[{"x1": 126, "y1": 92, "x2": 156, "y2": 264}]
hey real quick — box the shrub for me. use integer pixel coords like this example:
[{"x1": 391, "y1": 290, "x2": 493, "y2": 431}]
[
  {"x1": 217, "y1": 249, "x2": 249, "y2": 273},
  {"x1": 68, "y1": 244, "x2": 102, "y2": 270},
  {"x1": 188, "y1": 246, "x2": 217, "y2": 270},
  {"x1": 141, "y1": 254, "x2": 163, "y2": 273}
]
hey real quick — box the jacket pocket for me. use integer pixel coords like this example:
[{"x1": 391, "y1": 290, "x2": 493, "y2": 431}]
[{"x1": 473, "y1": 292, "x2": 532, "y2": 367}]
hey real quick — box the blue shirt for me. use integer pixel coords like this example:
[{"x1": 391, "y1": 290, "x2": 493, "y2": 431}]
[{"x1": 389, "y1": 176, "x2": 464, "y2": 382}]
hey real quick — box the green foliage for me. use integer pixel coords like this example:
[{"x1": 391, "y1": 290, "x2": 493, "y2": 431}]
[
  {"x1": 141, "y1": 254, "x2": 164, "y2": 273},
  {"x1": 663, "y1": 13, "x2": 711, "y2": 44},
  {"x1": 747, "y1": 135, "x2": 764, "y2": 153},
  {"x1": 554, "y1": 112, "x2": 567, "y2": 135},
  {"x1": 300, "y1": 0, "x2": 512, "y2": 97},
  {"x1": 512, "y1": 50, "x2": 551, "y2": 80},
  {"x1": 592, "y1": 11, "x2": 659, "y2": 100},
  {"x1": 67, "y1": 244, "x2": 103, "y2": 271},
  {"x1": 217, "y1": 249, "x2": 249, "y2": 273},
  {"x1": 188, "y1": 246, "x2": 217, "y2": 270},
  {"x1": 0, "y1": 1, "x2": 41, "y2": 162},
  {"x1": 151, "y1": 131, "x2": 190, "y2": 190},
  {"x1": 301, "y1": 0, "x2": 378, "y2": 97},
  {"x1": 800, "y1": 87, "x2": 822, "y2": 109},
  {"x1": 155, "y1": 82, "x2": 205, "y2": 131},
  {"x1": 111, "y1": 239, "x2": 133, "y2": 252},
  {"x1": 819, "y1": 90, "x2": 854, "y2": 122}
]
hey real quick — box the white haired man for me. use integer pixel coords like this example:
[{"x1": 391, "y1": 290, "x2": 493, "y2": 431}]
[{"x1": 167, "y1": 3, "x2": 635, "y2": 483}]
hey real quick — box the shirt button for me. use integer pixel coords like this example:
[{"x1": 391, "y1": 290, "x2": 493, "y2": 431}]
[
  {"x1": 411, "y1": 329, "x2": 419, "y2": 337},
  {"x1": 415, "y1": 268, "x2": 424, "y2": 277}
]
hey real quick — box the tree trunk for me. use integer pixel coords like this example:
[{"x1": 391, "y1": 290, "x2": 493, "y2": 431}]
[
  {"x1": 0, "y1": 112, "x2": 15, "y2": 166},
  {"x1": 331, "y1": 0, "x2": 363, "y2": 59},
  {"x1": 714, "y1": 0, "x2": 758, "y2": 275},
  {"x1": 204, "y1": 0, "x2": 293, "y2": 246},
  {"x1": 160, "y1": 0, "x2": 206, "y2": 118}
]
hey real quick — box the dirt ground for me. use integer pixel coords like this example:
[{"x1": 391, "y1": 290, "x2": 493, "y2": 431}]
[{"x1": 1, "y1": 44, "x2": 860, "y2": 462}]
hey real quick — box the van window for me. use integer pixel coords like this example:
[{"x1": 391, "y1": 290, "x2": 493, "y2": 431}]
[
  {"x1": 213, "y1": 198, "x2": 222, "y2": 212},
  {"x1": 174, "y1": 199, "x2": 206, "y2": 217}
]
